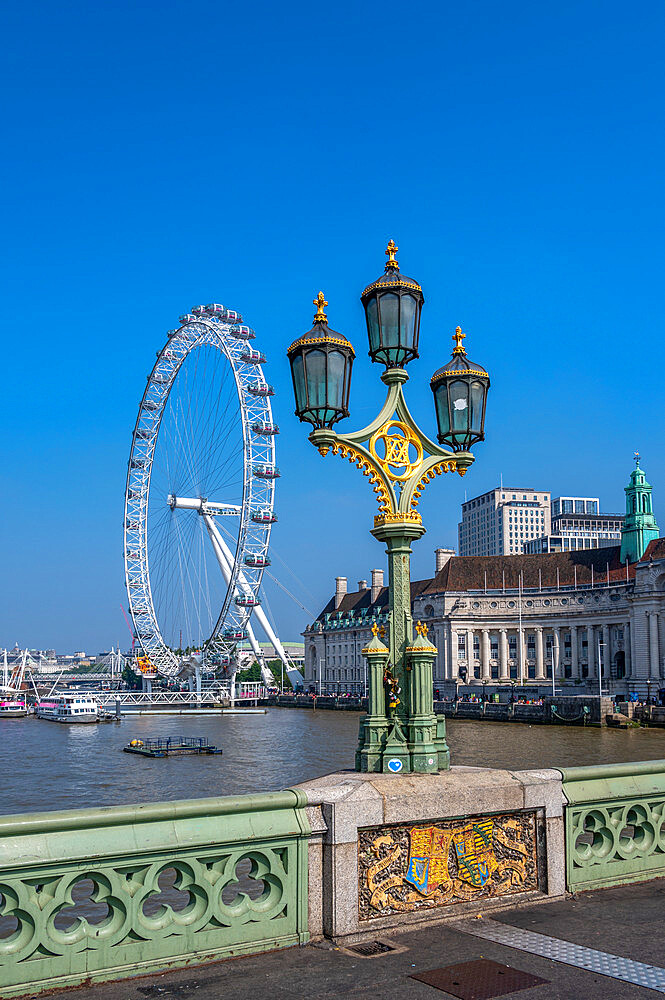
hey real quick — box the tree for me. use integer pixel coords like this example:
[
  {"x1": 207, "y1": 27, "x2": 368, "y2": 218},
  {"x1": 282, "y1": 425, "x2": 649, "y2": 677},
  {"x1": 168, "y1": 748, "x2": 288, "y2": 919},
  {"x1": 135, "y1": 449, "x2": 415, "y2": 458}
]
[
  {"x1": 236, "y1": 660, "x2": 262, "y2": 683},
  {"x1": 121, "y1": 664, "x2": 141, "y2": 690},
  {"x1": 267, "y1": 659, "x2": 292, "y2": 690}
]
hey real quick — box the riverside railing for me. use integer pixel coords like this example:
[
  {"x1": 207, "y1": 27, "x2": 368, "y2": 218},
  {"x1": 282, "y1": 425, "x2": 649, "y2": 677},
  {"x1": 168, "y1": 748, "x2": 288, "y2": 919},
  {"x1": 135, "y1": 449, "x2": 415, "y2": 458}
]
[
  {"x1": 0, "y1": 790, "x2": 310, "y2": 997},
  {"x1": 560, "y1": 760, "x2": 665, "y2": 892}
]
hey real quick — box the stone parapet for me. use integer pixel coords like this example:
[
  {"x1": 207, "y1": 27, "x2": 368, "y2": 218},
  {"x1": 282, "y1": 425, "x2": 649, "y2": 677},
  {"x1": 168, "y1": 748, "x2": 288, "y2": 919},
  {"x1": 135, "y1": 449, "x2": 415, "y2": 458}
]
[{"x1": 294, "y1": 766, "x2": 565, "y2": 943}]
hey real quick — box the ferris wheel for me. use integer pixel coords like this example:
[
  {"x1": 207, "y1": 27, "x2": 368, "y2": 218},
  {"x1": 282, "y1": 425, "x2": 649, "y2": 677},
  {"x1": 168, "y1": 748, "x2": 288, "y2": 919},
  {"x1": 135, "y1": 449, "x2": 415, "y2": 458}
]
[{"x1": 123, "y1": 304, "x2": 280, "y2": 677}]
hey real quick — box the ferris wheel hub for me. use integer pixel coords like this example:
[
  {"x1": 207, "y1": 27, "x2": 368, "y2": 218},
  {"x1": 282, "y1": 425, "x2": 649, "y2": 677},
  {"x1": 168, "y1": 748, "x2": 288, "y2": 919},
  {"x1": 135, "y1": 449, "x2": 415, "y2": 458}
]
[{"x1": 167, "y1": 495, "x2": 242, "y2": 515}]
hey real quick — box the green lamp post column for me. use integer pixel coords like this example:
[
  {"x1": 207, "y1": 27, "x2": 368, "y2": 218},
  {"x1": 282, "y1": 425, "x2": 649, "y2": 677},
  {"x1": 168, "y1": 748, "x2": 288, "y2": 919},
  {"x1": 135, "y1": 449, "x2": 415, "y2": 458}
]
[
  {"x1": 288, "y1": 242, "x2": 490, "y2": 775},
  {"x1": 355, "y1": 623, "x2": 390, "y2": 771}
]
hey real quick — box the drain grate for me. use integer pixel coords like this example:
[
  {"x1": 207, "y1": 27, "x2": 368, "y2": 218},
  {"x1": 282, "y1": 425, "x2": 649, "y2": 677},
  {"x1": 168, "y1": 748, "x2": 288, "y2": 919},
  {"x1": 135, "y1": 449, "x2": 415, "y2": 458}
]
[
  {"x1": 347, "y1": 939, "x2": 396, "y2": 957},
  {"x1": 410, "y1": 958, "x2": 548, "y2": 999}
]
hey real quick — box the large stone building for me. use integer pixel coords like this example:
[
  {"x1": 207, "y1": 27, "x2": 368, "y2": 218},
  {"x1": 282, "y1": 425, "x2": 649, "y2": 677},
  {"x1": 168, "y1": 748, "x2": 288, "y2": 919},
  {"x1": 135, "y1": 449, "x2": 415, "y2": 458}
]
[{"x1": 304, "y1": 461, "x2": 662, "y2": 698}]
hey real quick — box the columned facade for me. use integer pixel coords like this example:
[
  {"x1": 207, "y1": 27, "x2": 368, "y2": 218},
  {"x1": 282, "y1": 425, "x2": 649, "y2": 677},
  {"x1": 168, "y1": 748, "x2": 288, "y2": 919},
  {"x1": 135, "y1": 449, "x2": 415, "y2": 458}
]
[{"x1": 305, "y1": 544, "x2": 665, "y2": 697}]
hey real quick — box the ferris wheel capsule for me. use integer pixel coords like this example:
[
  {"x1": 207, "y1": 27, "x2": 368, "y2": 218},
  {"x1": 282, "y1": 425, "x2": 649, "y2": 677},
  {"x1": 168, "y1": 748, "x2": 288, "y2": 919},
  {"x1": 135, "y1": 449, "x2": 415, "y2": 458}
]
[
  {"x1": 179, "y1": 314, "x2": 196, "y2": 324},
  {"x1": 231, "y1": 325, "x2": 255, "y2": 340},
  {"x1": 191, "y1": 305, "x2": 206, "y2": 316},
  {"x1": 223, "y1": 628, "x2": 247, "y2": 641},
  {"x1": 253, "y1": 464, "x2": 280, "y2": 479},
  {"x1": 252, "y1": 421, "x2": 279, "y2": 435},
  {"x1": 205, "y1": 303, "x2": 224, "y2": 314},
  {"x1": 224, "y1": 309, "x2": 242, "y2": 323},
  {"x1": 240, "y1": 349, "x2": 266, "y2": 364},
  {"x1": 251, "y1": 509, "x2": 278, "y2": 524},
  {"x1": 245, "y1": 553, "x2": 270, "y2": 567},
  {"x1": 247, "y1": 381, "x2": 274, "y2": 396},
  {"x1": 235, "y1": 594, "x2": 261, "y2": 607}
]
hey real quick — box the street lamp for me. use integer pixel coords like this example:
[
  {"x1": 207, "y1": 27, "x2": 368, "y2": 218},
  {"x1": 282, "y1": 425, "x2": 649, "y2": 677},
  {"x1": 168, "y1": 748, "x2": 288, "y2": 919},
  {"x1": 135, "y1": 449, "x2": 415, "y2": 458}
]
[
  {"x1": 287, "y1": 292, "x2": 355, "y2": 428},
  {"x1": 288, "y1": 241, "x2": 490, "y2": 774}
]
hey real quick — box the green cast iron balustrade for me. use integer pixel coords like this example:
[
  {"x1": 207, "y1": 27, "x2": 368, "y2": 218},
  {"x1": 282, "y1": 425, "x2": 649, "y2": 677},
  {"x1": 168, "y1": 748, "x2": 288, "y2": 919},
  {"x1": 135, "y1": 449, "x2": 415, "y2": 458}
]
[
  {"x1": 0, "y1": 790, "x2": 310, "y2": 997},
  {"x1": 561, "y1": 760, "x2": 665, "y2": 891}
]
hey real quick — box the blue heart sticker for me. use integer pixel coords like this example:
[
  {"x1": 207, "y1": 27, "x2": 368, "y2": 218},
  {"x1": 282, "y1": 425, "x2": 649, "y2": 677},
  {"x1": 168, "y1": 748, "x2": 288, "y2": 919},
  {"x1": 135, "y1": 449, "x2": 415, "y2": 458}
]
[{"x1": 387, "y1": 759, "x2": 403, "y2": 773}]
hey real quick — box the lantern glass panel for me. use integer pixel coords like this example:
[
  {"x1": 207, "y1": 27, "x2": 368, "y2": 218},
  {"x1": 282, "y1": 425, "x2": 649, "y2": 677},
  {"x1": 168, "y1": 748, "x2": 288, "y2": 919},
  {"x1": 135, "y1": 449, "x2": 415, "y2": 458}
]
[
  {"x1": 470, "y1": 379, "x2": 485, "y2": 436},
  {"x1": 450, "y1": 379, "x2": 470, "y2": 439},
  {"x1": 306, "y1": 349, "x2": 326, "y2": 408},
  {"x1": 366, "y1": 297, "x2": 380, "y2": 353},
  {"x1": 401, "y1": 294, "x2": 417, "y2": 349},
  {"x1": 292, "y1": 353, "x2": 306, "y2": 412},
  {"x1": 380, "y1": 293, "x2": 400, "y2": 350},
  {"x1": 327, "y1": 350, "x2": 346, "y2": 409},
  {"x1": 434, "y1": 384, "x2": 451, "y2": 439}
]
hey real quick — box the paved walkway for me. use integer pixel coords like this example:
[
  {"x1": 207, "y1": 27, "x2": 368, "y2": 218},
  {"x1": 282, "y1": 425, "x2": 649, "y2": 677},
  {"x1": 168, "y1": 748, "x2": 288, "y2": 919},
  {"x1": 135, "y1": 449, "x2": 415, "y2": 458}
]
[{"x1": 60, "y1": 881, "x2": 665, "y2": 1000}]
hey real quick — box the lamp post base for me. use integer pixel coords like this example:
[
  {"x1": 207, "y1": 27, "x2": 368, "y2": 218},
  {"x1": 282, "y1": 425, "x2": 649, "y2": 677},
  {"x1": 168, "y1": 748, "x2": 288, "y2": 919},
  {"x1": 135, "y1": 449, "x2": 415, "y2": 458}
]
[{"x1": 356, "y1": 713, "x2": 450, "y2": 773}]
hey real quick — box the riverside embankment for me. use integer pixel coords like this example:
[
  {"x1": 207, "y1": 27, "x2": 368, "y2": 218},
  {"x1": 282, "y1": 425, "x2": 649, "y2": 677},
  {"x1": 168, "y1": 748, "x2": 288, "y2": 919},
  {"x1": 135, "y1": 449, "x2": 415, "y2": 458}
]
[{"x1": 261, "y1": 692, "x2": 665, "y2": 726}]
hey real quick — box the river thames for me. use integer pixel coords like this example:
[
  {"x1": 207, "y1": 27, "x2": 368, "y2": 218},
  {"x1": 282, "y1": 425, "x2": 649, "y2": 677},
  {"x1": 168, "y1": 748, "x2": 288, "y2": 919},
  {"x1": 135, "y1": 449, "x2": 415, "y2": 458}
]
[{"x1": 1, "y1": 709, "x2": 664, "y2": 815}]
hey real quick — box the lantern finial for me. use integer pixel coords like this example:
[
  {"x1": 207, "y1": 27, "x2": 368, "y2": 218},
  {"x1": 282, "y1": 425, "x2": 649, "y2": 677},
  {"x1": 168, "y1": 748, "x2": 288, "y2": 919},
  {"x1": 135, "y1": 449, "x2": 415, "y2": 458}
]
[
  {"x1": 452, "y1": 326, "x2": 466, "y2": 354},
  {"x1": 313, "y1": 291, "x2": 328, "y2": 323},
  {"x1": 385, "y1": 239, "x2": 399, "y2": 269}
]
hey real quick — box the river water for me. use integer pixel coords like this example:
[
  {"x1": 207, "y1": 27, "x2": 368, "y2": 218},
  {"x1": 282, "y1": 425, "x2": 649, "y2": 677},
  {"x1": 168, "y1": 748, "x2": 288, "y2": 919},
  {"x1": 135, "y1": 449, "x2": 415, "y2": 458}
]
[{"x1": 2, "y1": 708, "x2": 665, "y2": 816}]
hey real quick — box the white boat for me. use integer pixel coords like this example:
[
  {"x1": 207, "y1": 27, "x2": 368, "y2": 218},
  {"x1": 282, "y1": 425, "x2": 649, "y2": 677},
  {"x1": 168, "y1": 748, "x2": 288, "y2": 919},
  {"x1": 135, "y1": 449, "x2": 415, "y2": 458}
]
[
  {"x1": 36, "y1": 693, "x2": 99, "y2": 723},
  {"x1": 0, "y1": 699, "x2": 28, "y2": 718}
]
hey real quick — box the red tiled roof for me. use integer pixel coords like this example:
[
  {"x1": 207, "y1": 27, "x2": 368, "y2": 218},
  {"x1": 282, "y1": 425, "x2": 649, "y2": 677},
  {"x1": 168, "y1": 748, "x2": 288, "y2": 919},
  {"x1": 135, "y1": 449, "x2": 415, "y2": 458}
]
[
  {"x1": 641, "y1": 538, "x2": 665, "y2": 562},
  {"x1": 313, "y1": 541, "x2": 665, "y2": 622}
]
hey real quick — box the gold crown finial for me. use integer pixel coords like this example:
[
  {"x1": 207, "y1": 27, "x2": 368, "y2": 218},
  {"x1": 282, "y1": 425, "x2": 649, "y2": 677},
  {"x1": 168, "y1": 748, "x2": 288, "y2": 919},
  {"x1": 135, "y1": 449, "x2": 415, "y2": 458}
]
[
  {"x1": 385, "y1": 239, "x2": 399, "y2": 269},
  {"x1": 371, "y1": 621, "x2": 379, "y2": 638},
  {"x1": 313, "y1": 291, "x2": 328, "y2": 322},
  {"x1": 452, "y1": 326, "x2": 466, "y2": 354},
  {"x1": 415, "y1": 620, "x2": 429, "y2": 637}
]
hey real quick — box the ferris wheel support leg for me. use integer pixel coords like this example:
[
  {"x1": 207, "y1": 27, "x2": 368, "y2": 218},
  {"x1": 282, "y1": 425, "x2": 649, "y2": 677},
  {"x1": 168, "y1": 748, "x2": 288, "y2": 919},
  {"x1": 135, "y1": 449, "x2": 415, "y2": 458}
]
[
  {"x1": 202, "y1": 515, "x2": 275, "y2": 687},
  {"x1": 204, "y1": 518, "x2": 293, "y2": 687},
  {"x1": 195, "y1": 663, "x2": 202, "y2": 704}
]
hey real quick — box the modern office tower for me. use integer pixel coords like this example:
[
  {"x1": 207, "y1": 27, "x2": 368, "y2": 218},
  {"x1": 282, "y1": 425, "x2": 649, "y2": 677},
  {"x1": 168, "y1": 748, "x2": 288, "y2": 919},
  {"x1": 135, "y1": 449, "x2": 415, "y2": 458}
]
[
  {"x1": 525, "y1": 500, "x2": 624, "y2": 554},
  {"x1": 458, "y1": 488, "x2": 551, "y2": 556}
]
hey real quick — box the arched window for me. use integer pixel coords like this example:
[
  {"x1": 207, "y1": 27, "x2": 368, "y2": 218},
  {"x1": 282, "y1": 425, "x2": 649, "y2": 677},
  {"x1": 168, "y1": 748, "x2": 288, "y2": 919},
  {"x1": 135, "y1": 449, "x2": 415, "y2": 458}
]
[{"x1": 424, "y1": 604, "x2": 435, "y2": 617}]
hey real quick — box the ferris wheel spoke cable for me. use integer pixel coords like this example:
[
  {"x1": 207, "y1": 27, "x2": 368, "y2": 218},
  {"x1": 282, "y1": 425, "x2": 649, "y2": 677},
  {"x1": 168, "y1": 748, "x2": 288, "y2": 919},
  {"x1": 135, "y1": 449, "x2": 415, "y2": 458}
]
[
  {"x1": 173, "y1": 343, "x2": 205, "y2": 490},
  {"x1": 215, "y1": 519, "x2": 316, "y2": 619},
  {"x1": 267, "y1": 544, "x2": 318, "y2": 603},
  {"x1": 174, "y1": 511, "x2": 204, "y2": 646},
  {"x1": 191, "y1": 351, "x2": 233, "y2": 486},
  {"x1": 199, "y1": 409, "x2": 243, "y2": 497},
  {"x1": 185, "y1": 345, "x2": 231, "y2": 494}
]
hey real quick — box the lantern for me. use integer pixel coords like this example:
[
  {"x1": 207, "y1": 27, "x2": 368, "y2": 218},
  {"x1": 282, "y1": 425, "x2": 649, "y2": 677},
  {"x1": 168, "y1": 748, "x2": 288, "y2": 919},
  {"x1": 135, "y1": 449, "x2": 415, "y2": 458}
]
[
  {"x1": 287, "y1": 292, "x2": 355, "y2": 428},
  {"x1": 360, "y1": 240, "x2": 424, "y2": 368},
  {"x1": 430, "y1": 328, "x2": 489, "y2": 451}
]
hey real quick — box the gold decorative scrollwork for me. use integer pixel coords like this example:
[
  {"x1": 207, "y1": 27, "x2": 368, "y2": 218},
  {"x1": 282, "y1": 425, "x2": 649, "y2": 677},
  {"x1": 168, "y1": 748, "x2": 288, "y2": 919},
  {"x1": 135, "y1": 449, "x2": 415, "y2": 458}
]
[
  {"x1": 328, "y1": 442, "x2": 392, "y2": 514},
  {"x1": 411, "y1": 460, "x2": 458, "y2": 508},
  {"x1": 370, "y1": 420, "x2": 423, "y2": 484}
]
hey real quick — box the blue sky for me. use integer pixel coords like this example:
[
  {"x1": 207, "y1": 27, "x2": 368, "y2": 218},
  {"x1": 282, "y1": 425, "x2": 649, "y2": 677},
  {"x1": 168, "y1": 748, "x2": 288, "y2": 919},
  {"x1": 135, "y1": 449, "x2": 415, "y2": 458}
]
[{"x1": 1, "y1": 0, "x2": 663, "y2": 652}]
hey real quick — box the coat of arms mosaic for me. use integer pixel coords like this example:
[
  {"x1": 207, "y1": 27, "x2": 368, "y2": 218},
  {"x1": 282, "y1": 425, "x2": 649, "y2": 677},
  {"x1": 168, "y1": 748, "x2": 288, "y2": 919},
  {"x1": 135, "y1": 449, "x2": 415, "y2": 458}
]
[{"x1": 358, "y1": 811, "x2": 540, "y2": 919}]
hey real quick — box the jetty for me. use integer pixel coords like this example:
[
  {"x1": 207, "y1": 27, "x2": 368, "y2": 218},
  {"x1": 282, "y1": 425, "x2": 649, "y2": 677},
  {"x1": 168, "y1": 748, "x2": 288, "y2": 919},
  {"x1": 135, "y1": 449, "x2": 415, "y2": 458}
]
[{"x1": 123, "y1": 736, "x2": 222, "y2": 757}]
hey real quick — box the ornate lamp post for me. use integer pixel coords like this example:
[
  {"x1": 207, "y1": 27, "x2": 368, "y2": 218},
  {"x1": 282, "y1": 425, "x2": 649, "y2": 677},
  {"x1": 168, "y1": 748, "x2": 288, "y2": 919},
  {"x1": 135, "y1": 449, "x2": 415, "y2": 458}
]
[{"x1": 288, "y1": 242, "x2": 490, "y2": 773}]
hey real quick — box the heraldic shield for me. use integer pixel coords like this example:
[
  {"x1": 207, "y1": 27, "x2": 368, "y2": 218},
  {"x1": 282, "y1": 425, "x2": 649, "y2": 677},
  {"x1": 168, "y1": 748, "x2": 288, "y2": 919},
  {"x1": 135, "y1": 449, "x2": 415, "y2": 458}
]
[{"x1": 405, "y1": 820, "x2": 499, "y2": 895}]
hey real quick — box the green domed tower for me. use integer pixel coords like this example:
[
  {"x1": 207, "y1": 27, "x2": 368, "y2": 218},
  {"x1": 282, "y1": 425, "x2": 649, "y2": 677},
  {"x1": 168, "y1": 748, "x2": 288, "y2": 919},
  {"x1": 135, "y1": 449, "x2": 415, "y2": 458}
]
[{"x1": 620, "y1": 452, "x2": 660, "y2": 563}]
